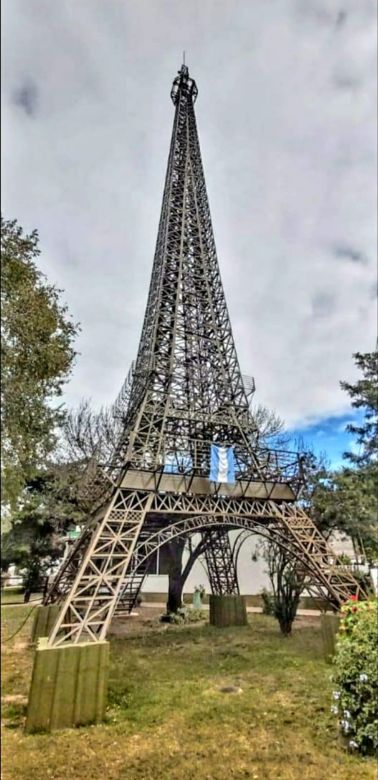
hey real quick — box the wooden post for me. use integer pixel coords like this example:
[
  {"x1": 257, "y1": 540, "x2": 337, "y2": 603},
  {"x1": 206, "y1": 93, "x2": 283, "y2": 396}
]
[{"x1": 320, "y1": 613, "x2": 340, "y2": 661}]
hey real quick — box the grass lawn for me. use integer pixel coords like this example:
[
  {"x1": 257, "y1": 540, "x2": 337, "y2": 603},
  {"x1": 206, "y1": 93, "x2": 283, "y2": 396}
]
[
  {"x1": 1, "y1": 605, "x2": 376, "y2": 780},
  {"x1": 0, "y1": 589, "x2": 43, "y2": 605}
]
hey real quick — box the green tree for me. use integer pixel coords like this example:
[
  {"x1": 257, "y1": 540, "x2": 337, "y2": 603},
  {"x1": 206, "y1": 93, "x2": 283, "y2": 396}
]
[
  {"x1": 1, "y1": 217, "x2": 79, "y2": 507},
  {"x1": 306, "y1": 350, "x2": 378, "y2": 564},
  {"x1": 256, "y1": 540, "x2": 308, "y2": 635},
  {"x1": 309, "y1": 467, "x2": 377, "y2": 563},
  {"x1": 1, "y1": 465, "x2": 85, "y2": 599},
  {"x1": 336, "y1": 350, "x2": 377, "y2": 561},
  {"x1": 341, "y1": 350, "x2": 378, "y2": 465}
]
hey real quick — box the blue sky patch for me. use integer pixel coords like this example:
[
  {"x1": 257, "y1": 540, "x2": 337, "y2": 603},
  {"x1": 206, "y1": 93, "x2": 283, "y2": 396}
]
[{"x1": 288, "y1": 410, "x2": 363, "y2": 469}]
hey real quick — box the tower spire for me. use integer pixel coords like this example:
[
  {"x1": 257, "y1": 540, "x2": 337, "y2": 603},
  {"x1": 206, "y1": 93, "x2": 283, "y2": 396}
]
[
  {"x1": 117, "y1": 62, "x2": 255, "y2": 478},
  {"x1": 170, "y1": 61, "x2": 198, "y2": 103}
]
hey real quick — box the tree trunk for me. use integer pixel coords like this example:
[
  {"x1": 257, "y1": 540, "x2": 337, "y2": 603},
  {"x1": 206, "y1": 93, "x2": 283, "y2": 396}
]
[
  {"x1": 275, "y1": 586, "x2": 302, "y2": 635},
  {"x1": 165, "y1": 538, "x2": 186, "y2": 613},
  {"x1": 23, "y1": 587, "x2": 31, "y2": 603},
  {"x1": 164, "y1": 535, "x2": 208, "y2": 613},
  {"x1": 167, "y1": 572, "x2": 185, "y2": 613}
]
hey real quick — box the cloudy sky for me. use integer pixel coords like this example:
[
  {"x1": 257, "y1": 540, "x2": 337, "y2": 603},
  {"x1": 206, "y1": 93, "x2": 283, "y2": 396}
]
[{"x1": 2, "y1": 0, "x2": 377, "y2": 464}]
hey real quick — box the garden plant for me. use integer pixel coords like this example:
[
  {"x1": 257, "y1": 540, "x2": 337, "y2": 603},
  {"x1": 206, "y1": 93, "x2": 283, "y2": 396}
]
[{"x1": 331, "y1": 597, "x2": 377, "y2": 755}]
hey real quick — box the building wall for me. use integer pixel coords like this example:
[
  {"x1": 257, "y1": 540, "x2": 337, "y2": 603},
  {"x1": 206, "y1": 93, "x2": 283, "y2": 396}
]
[
  {"x1": 143, "y1": 532, "x2": 272, "y2": 596},
  {"x1": 142, "y1": 530, "x2": 359, "y2": 597}
]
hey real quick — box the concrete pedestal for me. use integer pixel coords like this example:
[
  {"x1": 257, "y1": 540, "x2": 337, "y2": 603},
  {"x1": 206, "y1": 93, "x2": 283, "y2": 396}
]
[
  {"x1": 31, "y1": 605, "x2": 60, "y2": 643},
  {"x1": 26, "y1": 640, "x2": 109, "y2": 733},
  {"x1": 209, "y1": 595, "x2": 248, "y2": 627}
]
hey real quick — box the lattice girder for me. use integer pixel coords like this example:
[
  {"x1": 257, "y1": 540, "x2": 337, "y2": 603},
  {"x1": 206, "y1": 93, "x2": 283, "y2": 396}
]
[
  {"x1": 47, "y1": 486, "x2": 369, "y2": 647},
  {"x1": 48, "y1": 489, "x2": 153, "y2": 646},
  {"x1": 202, "y1": 528, "x2": 240, "y2": 596}
]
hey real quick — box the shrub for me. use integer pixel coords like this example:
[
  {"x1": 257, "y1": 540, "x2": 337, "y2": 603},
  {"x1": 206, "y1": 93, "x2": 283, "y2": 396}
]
[
  {"x1": 256, "y1": 542, "x2": 306, "y2": 634},
  {"x1": 260, "y1": 588, "x2": 275, "y2": 616},
  {"x1": 331, "y1": 598, "x2": 377, "y2": 755},
  {"x1": 160, "y1": 607, "x2": 204, "y2": 625}
]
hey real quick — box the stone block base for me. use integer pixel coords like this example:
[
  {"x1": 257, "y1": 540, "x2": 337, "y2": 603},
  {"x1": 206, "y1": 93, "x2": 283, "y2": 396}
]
[
  {"x1": 209, "y1": 595, "x2": 248, "y2": 627},
  {"x1": 25, "y1": 640, "x2": 109, "y2": 733},
  {"x1": 31, "y1": 604, "x2": 61, "y2": 643}
]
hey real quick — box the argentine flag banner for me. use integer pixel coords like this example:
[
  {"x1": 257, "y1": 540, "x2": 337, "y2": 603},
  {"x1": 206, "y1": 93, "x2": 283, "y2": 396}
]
[{"x1": 209, "y1": 445, "x2": 235, "y2": 484}]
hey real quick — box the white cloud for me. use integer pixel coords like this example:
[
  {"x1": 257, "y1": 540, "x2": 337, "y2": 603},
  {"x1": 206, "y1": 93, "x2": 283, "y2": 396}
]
[{"x1": 2, "y1": 0, "x2": 377, "y2": 426}]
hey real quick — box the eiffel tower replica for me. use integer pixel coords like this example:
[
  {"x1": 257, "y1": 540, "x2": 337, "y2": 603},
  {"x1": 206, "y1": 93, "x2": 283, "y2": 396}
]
[{"x1": 26, "y1": 64, "x2": 368, "y2": 733}]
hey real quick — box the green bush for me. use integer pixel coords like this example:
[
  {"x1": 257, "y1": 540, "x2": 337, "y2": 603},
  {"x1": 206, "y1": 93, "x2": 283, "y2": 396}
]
[
  {"x1": 331, "y1": 598, "x2": 377, "y2": 755},
  {"x1": 260, "y1": 588, "x2": 275, "y2": 616},
  {"x1": 160, "y1": 607, "x2": 204, "y2": 625}
]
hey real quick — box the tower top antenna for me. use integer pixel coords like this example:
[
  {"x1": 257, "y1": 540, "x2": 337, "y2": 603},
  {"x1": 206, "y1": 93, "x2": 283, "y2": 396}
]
[{"x1": 171, "y1": 60, "x2": 198, "y2": 104}]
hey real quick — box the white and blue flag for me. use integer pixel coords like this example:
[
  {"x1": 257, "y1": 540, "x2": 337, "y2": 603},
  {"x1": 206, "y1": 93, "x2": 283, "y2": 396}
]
[{"x1": 209, "y1": 445, "x2": 235, "y2": 484}]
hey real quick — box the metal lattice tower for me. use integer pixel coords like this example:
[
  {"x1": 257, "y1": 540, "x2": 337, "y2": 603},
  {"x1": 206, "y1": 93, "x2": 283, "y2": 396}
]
[{"x1": 45, "y1": 64, "x2": 368, "y2": 647}]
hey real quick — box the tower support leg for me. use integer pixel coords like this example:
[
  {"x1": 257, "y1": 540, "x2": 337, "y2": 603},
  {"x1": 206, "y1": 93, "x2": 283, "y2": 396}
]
[
  {"x1": 26, "y1": 488, "x2": 153, "y2": 732},
  {"x1": 202, "y1": 528, "x2": 248, "y2": 626},
  {"x1": 203, "y1": 528, "x2": 240, "y2": 596},
  {"x1": 25, "y1": 640, "x2": 109, "y2": 733}
]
